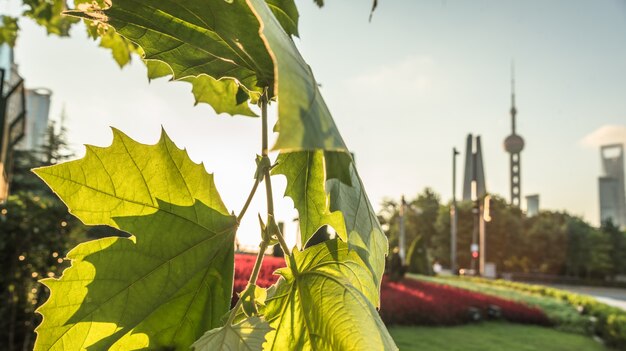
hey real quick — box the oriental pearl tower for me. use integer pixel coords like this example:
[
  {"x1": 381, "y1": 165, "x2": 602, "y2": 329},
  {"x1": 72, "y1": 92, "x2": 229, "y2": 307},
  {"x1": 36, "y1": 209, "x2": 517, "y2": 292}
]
[{"x1": 504, "y1": 69, "x2": 525, "y2": 207}]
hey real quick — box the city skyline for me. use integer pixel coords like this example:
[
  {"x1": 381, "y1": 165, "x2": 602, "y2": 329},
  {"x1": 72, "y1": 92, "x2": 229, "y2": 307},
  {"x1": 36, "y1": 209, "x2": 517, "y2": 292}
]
[{"x1": 6, "y1": 0, "x2": 626, "y2": 246}]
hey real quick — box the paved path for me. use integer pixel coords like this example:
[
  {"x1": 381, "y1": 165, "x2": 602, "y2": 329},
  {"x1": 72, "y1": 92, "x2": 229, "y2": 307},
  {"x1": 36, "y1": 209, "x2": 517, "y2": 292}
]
[{"x1": 543, "y1": 284, "x2": 626, "y2": 311}]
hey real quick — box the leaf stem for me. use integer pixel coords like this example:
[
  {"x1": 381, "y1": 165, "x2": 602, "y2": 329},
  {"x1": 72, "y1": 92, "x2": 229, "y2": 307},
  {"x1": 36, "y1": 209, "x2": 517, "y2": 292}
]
[
  {"x1": 249, "y1": 241, "x2": 269, "y2": 287},
  {"x1": 226, "y1": 239, "x2": 269, "y2": 325},
  {"x1": 237, "y1": 179, "x2": 260, "y2": 223},
  {"x1": 261, "y1": 91, "x2": 290, "y2": 257}
]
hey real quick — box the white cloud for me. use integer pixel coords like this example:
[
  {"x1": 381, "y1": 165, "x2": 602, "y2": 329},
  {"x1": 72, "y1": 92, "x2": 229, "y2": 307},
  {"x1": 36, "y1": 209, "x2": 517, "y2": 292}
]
[{"x1": 580, "y1": 124, "x2": 626, "y2": 148}]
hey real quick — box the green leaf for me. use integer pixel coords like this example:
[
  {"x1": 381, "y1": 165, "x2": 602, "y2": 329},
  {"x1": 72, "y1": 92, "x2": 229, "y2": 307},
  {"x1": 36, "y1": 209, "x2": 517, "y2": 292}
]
[
  {"x1": 33, "y1": 129, "x2": 237, "y2": 350},
  {"x1": 271, "y1": 151, "x2": 346, "y2": 248},
  {"x1": 272, "y1": 150, "x2": 386, "y2": 299},
  {"x1": 69, "y1": 0, "x2": 348, "y2": 152},
  {"x1": 266, "y1": 0, "x2": 299, "y2": 37},
  {"x1": 248, "y1": 0, "x2": 348, "y2": 152},
  {"x1": 146, "y1": 60, "x2": 174, "y2": 81},
  {"x1": 145, "y1": 60, "x2": 258, "y2": 117},
  {"x1": 98, "y1": 26, "x2": 135, "y2": 67},
  {"x1": 192, "y1": 316, "x2": 271, "y2": 351},
  {"x1": 185, "y1": 75, "x2": 258, "y2": 117},
  {"x1": 72, "y1": 0, "x2": 265, "y2": 117},
  {"x1": 71, "y1": 0, "x2": 274, "y2": 94},
  {"x1": 323, "y1": 150, "x2": 353, "y2": 187},
  {"x1": 24, "y1": 0, "x2": 78, "y2": 37},
  {"x1": 263, "y1": 239, "x2": 397, "y2": 350},
  {"x1": 326, "y1": 157, "x2": 388, "y2": 296},
  {"x1": 0, "y1": 16, "x2": 19, "y2": 47}
]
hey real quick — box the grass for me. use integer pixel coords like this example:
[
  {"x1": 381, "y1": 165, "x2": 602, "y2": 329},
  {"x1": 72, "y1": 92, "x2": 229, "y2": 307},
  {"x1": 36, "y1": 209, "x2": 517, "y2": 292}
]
[
  {"x1": 411, "y1": 274, "x2": 592, "y2": 334},
  {"x1": 389, "y1": 322, "x2": 608, "y2": 351}
]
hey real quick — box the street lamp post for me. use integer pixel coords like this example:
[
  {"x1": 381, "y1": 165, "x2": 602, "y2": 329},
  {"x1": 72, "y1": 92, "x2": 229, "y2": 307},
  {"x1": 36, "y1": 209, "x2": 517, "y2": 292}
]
[
  {"x1": 451, "y1": 148, "x2": 459, "y2": 274},
  {"x1": 399, "y1": 195, "x2": 406, "y2": 264}
]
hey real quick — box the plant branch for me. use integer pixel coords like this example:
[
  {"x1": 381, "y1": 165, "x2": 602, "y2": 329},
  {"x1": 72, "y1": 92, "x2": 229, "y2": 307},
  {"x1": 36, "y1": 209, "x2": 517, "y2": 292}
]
[
  {"x1": 261, "y1": 91, "x2": 290, "y2": 256},
  {"x1": 236, "y1": 178, "x2": 260, "y2": 223},
  {"x1": 226, "y1": 239, "x2": 269, "y2": 325},
  {"x1": 249, "y1": 241, "x2": 269, "y2": 287}
]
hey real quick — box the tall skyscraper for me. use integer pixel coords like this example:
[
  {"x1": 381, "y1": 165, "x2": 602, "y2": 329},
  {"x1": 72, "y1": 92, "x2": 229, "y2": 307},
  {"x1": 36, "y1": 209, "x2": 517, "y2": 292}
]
[
  {"x1": 18, "y1": 88, "x2": 52, "y2": 151},
  {"x1": 0, "y1": 43, "x2": 26, "y2": 203},
  {"x1": 503, "y1": 70, "x2": 525, "y2": 207},
  {"x1": 598, "y1": 144, "x2": 626, "y2": 228}
]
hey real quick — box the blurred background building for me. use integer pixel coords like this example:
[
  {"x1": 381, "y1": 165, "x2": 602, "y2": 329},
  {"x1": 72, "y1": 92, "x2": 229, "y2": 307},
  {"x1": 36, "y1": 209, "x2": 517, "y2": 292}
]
[
  {"x1": 598, "y1": 143, "x2": 626, "y2": 228},
  {"x1": 525, "y1": 194, "x2": 539, "y2": 217},
  {"x1": 0, "y1": 43, "x2": 26, "y2": 203},
  {"x1": 0, "y1": 42, "x2": 51, "y2": 203},
  {"x1": 18, "y1": 88, "x2": 51, "y2": 152}
]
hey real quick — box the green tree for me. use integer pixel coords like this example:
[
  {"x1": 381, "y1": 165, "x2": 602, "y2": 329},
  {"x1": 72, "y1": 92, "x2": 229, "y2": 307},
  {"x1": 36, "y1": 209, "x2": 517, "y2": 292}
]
[
  {"x1": 523, "y1": 212, "x2": 568, "y2": 274},
  {"x1": 0, "y1": 120, "x2": 84, "y2": 351},
  {"x1": 484, "y1": 196, "x2": 523, "y2": 271},
  {"x1": 602, "y1": 219, "x2": 626, "y2": 278}
]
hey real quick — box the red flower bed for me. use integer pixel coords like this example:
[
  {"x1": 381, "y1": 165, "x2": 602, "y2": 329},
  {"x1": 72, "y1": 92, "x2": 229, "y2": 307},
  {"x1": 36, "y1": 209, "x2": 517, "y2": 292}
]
[
  {"x1": 232, "y1": 254, "x2": 550, "y2": 326},
  {"x1": 379, "y1": 277, "x2": 551, "y2": 326},
  {"x1": 232, "y1": 253, "x2": 285, "y2": 306}
]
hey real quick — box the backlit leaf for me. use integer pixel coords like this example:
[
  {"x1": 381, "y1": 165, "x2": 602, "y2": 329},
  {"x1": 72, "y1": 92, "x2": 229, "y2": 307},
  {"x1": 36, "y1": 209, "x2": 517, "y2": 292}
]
[
  {"x1": 185, "y1": 75, "x2": 258, "y2": 117},
  {"x1": 33, "y1": 129, "x2": 237, "y2": 350},
  {"x1": 98, "y1": 26, "x2": 135, "y2": 67},
  {"x1": 271, "y1": 151, "x2": 346, "y2": 248},
  {"x1": 249, "y1": 0, "x2": 347, "y2": 152},
  {"x1": 327, "y1": 157, "x2": 388, "y2": 296},
  {"x1": 274, "y1": 150, "x2": 387, "y2": 300},
  {"x1": 0, "y1": 16, "x2": 19, "y2": 47},
  {"x1": 192, "y1": 316, "x2": 271, "y2": 351},
  {"x1": 263, "y1": 239, "x2": 396, "y2": 350},
  {"x1": 71, "y1": 0, "x2": 274, "y2": 94},
  {"x1": 69, "y1": 0, "x2": 347, "y2": 152},
  {"x1": 266, "y1": 0, "x2": 299, "y2": 37}
]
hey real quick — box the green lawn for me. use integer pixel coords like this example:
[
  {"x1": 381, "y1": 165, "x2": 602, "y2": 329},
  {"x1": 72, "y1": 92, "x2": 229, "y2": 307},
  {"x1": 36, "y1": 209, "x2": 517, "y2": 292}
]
[{"x1": 389, "y1": 323, "x2": 608, "y2": 351}]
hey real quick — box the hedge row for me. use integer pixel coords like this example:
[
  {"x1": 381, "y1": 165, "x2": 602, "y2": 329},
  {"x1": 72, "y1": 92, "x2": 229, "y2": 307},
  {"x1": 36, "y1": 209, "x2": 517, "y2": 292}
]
[{"x1": 444, "y1": 276, "x2": 626, "y2": 349}]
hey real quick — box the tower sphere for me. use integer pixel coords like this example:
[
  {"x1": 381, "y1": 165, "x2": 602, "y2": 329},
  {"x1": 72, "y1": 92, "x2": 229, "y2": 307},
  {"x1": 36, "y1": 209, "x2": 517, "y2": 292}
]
[{"x1": 504, "y1": 134, "x2": 525, "y2": 153}]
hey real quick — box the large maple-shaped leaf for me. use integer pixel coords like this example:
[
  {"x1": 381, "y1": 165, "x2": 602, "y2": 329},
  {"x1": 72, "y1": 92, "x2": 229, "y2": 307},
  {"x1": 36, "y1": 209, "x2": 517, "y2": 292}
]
[
  {"x1": 263, "y1": 239, "x2": 396, "y2": 350},
  {"x1": 71, "y1": 0, "x2": 274, "y2": 94},
  {"x1": 326, "y1": 156, "x2": 388, "y2": 296},
  {"x1": 249, "y1": 0, "x2": 347, "y2": 152},
  {"x1": 145, "y1": 60, "x2": 258, "y2": 117},
  {"x1": 273, "y1": 150, "x2": 387, "y2": 299},
  {"x1": 33, "y1": 129, "x2": 237, "y2": 351},
  {"x1": 70, "y1": 0, "x2": 347, "y2": 152},
  {"x1": 191, "y1": 316, "x2": 271, "y2": 351},
  {"x1": 266, "y1": 0, "x2": 299, "y2": 37},
  {"x1": 271, "y1": 151, "x2": 346, "y2": 248}
]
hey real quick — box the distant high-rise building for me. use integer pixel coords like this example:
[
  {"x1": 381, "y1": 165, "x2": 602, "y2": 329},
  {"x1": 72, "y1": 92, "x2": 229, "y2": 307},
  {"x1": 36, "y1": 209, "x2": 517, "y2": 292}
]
[
  {"x1": 599, "y1": 144, "x2": 626, "y2": 228},
  {"x1": 17, "y1": 88, "x2": 52, "y2": 151},
  {"x1": 462, "y1": 134, "x2": 486, "y2": 201},
  {"x1": 525, "y1": 194, "x2": 540, "y2": 217},
  {"x1": 462, "y1": 134, "x2": 488, "y2": 275},
  {"x1": 503, "y1": 68, "x2": 525, "y2": 207},
  {"x1": 0, "y1": 43, "x2": 26, "y2": 203}
]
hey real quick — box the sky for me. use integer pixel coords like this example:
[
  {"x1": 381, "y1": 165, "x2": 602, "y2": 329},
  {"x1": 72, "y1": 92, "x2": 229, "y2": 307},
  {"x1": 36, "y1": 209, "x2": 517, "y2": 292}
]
[{"x1": 5, "y1": 0, "x2": 626, "y2": 248}]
